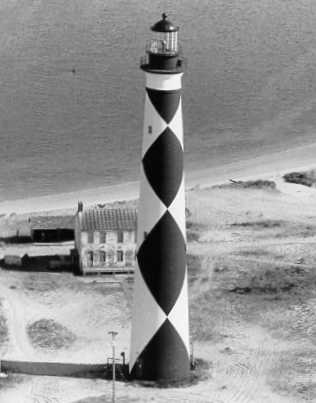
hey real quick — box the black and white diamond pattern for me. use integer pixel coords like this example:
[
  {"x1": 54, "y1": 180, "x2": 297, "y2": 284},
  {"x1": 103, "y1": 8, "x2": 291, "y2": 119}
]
[
  {"x1": 130, "y1": 81, "x2": 190, "y2": 381},
  {"x1": 142, "y1": 127, "x2": 183, "y2": 207}
]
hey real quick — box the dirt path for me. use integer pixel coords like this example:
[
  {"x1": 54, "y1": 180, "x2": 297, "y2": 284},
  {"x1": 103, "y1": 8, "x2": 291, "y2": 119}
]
[{"x1": 0, "y1": 281, "x2": 34, "y2": 360}]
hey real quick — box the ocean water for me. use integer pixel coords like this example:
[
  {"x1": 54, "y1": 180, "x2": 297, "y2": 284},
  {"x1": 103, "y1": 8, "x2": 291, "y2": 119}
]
[{"x1": 1, "y1": 0, "x2": 316, "y2": 201}]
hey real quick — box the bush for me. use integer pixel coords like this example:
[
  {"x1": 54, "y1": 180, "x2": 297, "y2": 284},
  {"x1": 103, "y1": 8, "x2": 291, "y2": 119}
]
[
  {"x1": 27, "y1": 319, "x2": 76, "y2": 349},
  {"x1": 214, "y1": 179, "x2": 276, "y2": 190},
  {"x1": 283, "y1": 170, "x2": 316, "y2": 187}
]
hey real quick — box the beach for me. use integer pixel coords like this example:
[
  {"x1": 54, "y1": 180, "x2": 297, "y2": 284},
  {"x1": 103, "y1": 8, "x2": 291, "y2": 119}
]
[{"x1": 1, "y1": 141, "x2": 316, "y2": 215}]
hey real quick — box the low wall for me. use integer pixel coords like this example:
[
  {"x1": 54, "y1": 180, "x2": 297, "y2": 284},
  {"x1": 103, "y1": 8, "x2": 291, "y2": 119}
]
[{"x1": 1, "y1": 360, "x2": 128, "y2": 380}]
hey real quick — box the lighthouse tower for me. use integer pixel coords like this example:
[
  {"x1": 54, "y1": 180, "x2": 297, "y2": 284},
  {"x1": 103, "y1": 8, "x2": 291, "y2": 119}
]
[{"x1": 130, "y1": 14, "x2": 190, "y2": 382}]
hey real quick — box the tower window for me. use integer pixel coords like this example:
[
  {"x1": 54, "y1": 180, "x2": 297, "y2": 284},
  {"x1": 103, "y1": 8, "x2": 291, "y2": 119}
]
[{"x1": 148, "y1": 125, "x2": 152, "y2": 134}]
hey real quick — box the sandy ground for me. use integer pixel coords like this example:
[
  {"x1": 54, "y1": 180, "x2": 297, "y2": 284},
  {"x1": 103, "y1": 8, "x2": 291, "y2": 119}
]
[
  {"x1": 0, "y1": 152, "x2": 316, "y2": 401},
  {"x1": 0, "y1": 271, "x2": 130, "y2": 364}
]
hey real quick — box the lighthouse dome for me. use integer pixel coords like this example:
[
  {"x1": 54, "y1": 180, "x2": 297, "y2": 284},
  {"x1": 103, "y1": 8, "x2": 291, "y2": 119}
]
[{"x1": 151, "y1": 13, "x2": 179, "y2": 33}]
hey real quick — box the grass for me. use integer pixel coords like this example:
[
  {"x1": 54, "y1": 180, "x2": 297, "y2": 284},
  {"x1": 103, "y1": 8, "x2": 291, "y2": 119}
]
[
  {"x1": 187, "y1": 254, "x2": 203, "y2": 284},
  {"x1": 228, "y1": 260, "x2": 316, "y2": 295},
  {"x1": 268, "y1": 350, "x2": 316, "y2": 402},
  {"x1": 231, "y1": 219, "x2": 284, "y2": 229},
  {"x1": 189, "y1": 257, "x2": 316, "y2": 343},
  {"x1": 213, "y1": 179, "x2": 277, "y2": 190},
  {"x1": 233, "y1": 248, "x2": 275, "y2": 258},
  {"x1": 22, "y1": 273, "x2": 61, "y2": 294},
  {"x1": 21, "y1": 272, "x2": 104, "y2": 295},
  {"x1": 27, "y1": 319, "x2": 76, "y2": 350},
  {"x1": 0, "y1": 315, "x2": 8, "y2": 346},
  {"x1": 230, "y1": 219, "x2": 316, "y2": 239},
  {"x1": 0, "y1": 302, "x2": 8, "y2": 346},
  {"x1": 186, "y1": 221, "x2": 208, "y2": 242},
  {"x1": 283, "y1": 169, "x2": 316, "y2": 187}
]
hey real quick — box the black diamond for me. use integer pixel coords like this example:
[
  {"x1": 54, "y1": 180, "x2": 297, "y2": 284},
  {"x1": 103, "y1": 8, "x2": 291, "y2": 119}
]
[
  {"x1": 130, "y1": 319, "x2": 190, "y2": 381},
  {"x1": 146, "y1": 88, "x2": 180, "y2": 123},
  {"x1": 142, "y1": 127, "x2": 183, "y2": 207},
  {"x1": 137, "y1": 211, "x2": 186, "y2": 314}
]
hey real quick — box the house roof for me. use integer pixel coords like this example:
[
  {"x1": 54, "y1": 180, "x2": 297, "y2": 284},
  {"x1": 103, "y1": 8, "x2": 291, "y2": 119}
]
[
  {"x1": 31, "y1": 216, "x2": 75, "y2": 230},
  {"x1": 80, "y1": 207, "x2": 137, "y2": 232}
]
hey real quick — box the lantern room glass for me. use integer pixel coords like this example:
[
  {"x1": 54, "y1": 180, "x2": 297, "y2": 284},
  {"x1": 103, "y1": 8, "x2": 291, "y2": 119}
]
[{"x1": 148, "y1": 31, "x2": 178, "y2": 55}]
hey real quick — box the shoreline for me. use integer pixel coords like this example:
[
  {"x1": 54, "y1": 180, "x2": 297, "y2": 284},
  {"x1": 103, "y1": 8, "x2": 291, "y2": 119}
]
[{"x1": 1, "y1": 141, "x2": 316, "y2": 215}]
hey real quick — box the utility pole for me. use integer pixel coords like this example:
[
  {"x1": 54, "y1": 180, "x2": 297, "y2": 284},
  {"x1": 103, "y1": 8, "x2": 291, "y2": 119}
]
[{"x1": 108, "y1": 331, "x2": 118, "y2": 403}]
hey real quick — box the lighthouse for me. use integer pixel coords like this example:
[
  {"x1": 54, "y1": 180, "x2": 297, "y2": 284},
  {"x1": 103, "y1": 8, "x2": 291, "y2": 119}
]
[{"x1": 130, "y1": 14, "x2": 190, "y2": 382}]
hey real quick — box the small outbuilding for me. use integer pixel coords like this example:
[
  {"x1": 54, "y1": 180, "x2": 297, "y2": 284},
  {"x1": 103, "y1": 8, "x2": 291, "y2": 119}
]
[{"x1": 30, "y1": 216, "x2": 75, "y2": 243}]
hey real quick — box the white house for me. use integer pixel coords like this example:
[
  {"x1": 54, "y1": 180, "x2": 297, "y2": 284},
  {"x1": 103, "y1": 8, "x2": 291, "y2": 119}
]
[{"x1": 74, "y1": 203, "x2": 137, "y2": 274}]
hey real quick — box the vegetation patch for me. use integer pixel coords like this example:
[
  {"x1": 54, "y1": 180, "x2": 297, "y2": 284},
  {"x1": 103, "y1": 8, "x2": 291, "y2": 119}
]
[
  {"x1": 22, "y1": 273, "x2": 60, "y2": 294},
  {"x1": 284, "y1": 170, "x2": 316, "y2": 187},
  {"x1": 214, "y1": 259, "x2": 316, "y2": 344},
  {"x1": 268, "y1": 350, "x2": 316, "y2": 402},
  {"x1": 0, "y1": 315, "x2": 8, "y2": 345},
  {"x1": 27, "y1": 319, "x2": 76, "y2": 350},
  {"x1": 231, "y1": 220, "x2": 316, "y2": 238},
  {"x1": 190, "y1": 284, "x2": 235, "y2": 343},
  {"x1": 228, "y1": 265, "x2": 313, "y2": 295},
  {"x1": 231, "y1": 219, "x2": 284, "y2": 229},
  {"x1": 187, "y1": 254, "x2": 203, "y2": 283},
  {"x1": 0, "y1": 302, "x2": 8, "y2": 345},
  {"x1": 22, "y1": 272, "x2": 89, "y2": 295},
  {"x1": 233, "y1": 248, "x2": 275, "y2": 258},
  {"x1": 186, "y1": 221, "x2": 208, "y2": 242},
  {"x1": 214, "y1": 179, "x2": 276, "y2": 190}
]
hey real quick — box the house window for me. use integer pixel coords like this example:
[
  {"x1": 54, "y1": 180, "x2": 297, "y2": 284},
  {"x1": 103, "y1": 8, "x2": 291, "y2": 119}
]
[
  {"x1": 100, "y1": 251, "x2": 106, "y2": 265},
  {"x1": 124, "y1": 230, "x2": 135, "y2": 243},
  {"x1": 93, "y1": 231, "x2": 100, "y2": 244},
  {"x1": 88, "y1": 232, "x2": 93, "y2": 243},
  {"x1": 117, "y1": 250, "x2": 124, "y2": 262},
  {"x1": 148, "y1": 125, "x2": 152, "y2": 134},
  {"x1": 117, "y1": 231, "x2": 123, "y2": 243},
  {"x1": 86, "y1": 251, "x2": 93, "y2": 267},
  {"x1": 100, "y1": 232, "x2": 106, "y2": 243}
]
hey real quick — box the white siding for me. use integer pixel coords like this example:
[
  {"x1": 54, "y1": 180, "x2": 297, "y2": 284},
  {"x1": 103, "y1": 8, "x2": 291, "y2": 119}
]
[
  {"x1": 106, "y1": 231, "x2": 117, "y2": 243},
  {"x1": 81, "y1": 232, "x2": 88, "y2": 244}
]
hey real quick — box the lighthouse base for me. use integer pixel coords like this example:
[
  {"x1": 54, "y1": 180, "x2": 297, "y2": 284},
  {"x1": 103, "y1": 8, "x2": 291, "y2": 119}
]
[{"x1": 129, "y1": 319, "x2": 190, "y2": 382}]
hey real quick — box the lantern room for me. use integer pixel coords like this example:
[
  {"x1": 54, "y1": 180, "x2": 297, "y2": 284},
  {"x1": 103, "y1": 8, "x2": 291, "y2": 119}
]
[
  {"x1": 149, "y1": 13, "x2": 179, "y2": 54},
  {"x1": 140, "y1": 13, "x2": 184, "y2": 73}
]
